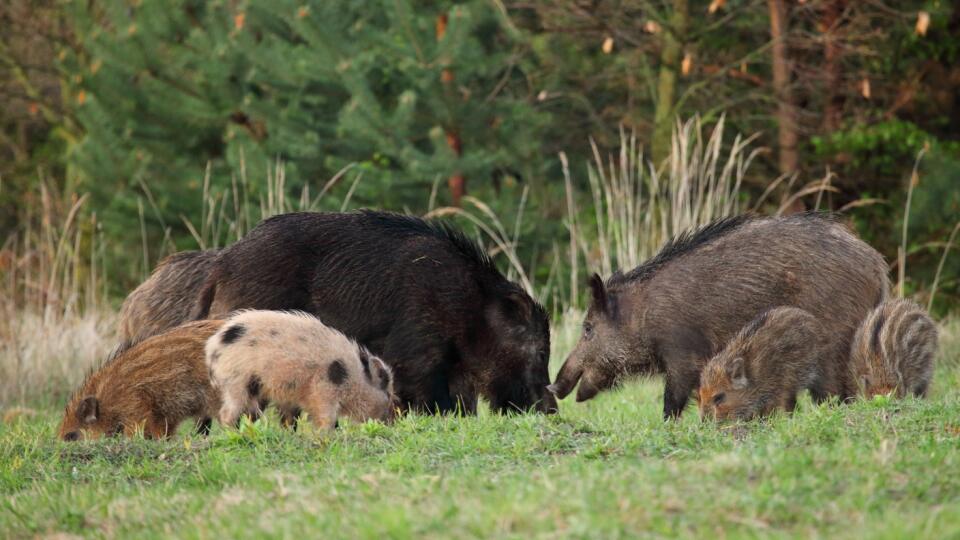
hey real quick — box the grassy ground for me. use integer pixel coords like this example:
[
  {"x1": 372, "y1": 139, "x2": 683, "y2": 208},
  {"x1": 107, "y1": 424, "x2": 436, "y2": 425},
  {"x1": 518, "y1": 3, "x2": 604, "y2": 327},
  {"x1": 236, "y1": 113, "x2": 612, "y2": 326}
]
[{"x1": 2, "y1": 316, "x2": 959, "y2": 539}]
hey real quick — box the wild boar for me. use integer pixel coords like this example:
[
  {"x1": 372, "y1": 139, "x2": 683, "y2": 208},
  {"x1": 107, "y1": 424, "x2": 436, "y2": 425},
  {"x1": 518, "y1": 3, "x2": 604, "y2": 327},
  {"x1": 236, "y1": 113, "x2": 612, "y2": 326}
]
[
  {"x1": 205, "y1": 310, "x2": 396, "y2": 429},
  {"x1": 58, "y1": 320, "x2": 224, "y2": 441},
  {"x1": 850, "y1": 298, "x2": 938, "y2": 398},
  {"x1": 698, "y1": 307, "x2": 825, "y2": 421},
  {"x1": 118, "y1": 249, "x2": 219, "y2": 351},
  {"x1": 192, "y1": 210, "x2": 555, "y2": 415},
  {"x1": 549, "y1": 213, "x2": 889, "y2": 419}
]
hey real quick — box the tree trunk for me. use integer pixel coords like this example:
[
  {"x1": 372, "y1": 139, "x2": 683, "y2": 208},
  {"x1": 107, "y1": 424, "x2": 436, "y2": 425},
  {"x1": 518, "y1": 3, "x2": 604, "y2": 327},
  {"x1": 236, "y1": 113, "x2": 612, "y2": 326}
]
[
  {"x1": 651, "y1": 0, "x2": 689, "y2": 166},
  {"x1": 768, "y1": 0, "x2": 798, "y2": 174},
  {"x1": 821, "y1": 0, "x2": 844, "y2": 132},
  {"x1": 437, "y1": 12, "x2": 465, "y2": 206}
]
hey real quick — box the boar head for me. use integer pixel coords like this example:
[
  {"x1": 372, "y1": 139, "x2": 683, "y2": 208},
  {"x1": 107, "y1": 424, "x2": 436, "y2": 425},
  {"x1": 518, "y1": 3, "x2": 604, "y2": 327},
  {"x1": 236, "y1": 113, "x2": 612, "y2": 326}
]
[
  {"x1": 548, "y1": 274, "x2": 653, "y2": 402},
  {"x1": 481, "y1": 287, "x2": 557, "y2": 414},
  {"x1": 697, "y1": 356, "x2": 753, "y2": 421},
  {"x1": 58, "y1": 395, "x2": 125, "y2": 441}
]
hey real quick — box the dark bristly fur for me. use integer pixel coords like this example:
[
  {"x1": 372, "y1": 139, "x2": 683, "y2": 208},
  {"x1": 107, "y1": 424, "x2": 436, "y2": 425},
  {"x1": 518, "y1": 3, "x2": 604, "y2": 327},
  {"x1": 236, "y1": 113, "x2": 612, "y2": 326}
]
[
  {"x1": 58, "y1": 320, "x2": 225, "y2": 441},
  {"x1": 117, "y1": 249, "x2": 219, "y2": 351},
  {"x1": 699, "y1": 307, "x2": 826, "y2": 421},
  {"x1": 191, "y1": 210, "x2": 556, "y2": 415},
  {"x1": 550, "y1": 212, "x2": 890, "y2": 419},
  {"x1": 850, "y1": 298, "x2": 938, "y2": 398},
  {"x1": 607, "y1": 214, "x2": 752, "y2": 286}
]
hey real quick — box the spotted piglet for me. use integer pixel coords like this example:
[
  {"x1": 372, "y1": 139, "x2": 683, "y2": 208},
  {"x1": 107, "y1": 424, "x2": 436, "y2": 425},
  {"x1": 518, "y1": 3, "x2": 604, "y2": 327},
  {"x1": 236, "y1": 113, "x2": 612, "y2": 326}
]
[{"x1": 205, "y1": 310, "x2": 396, "y2": 429}]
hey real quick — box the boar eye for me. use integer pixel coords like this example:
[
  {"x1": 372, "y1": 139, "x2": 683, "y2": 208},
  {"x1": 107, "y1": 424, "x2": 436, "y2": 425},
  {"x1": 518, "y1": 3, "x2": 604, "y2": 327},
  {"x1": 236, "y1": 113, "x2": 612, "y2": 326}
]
[
  {"x1": 713, "y1": 393, "x2": 726, "y2": 406},
  {"x1": 583, "y1": 322, "x2": 594, "y2": 338}
]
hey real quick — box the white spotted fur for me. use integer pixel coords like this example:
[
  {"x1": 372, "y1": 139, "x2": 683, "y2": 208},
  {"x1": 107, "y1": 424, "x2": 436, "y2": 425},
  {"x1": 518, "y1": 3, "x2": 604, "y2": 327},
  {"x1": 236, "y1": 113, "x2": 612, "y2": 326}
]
[{"x1": 205, "y1": 310, "x2": 395, "y2": 429}]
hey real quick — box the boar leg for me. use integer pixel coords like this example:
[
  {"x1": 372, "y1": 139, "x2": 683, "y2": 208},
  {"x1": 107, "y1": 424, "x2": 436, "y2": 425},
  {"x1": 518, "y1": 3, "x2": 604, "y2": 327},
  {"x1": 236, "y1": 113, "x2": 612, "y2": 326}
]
[
  {"x1": 662, "y1": 381, "x2": 691, "y2": 419},
  {"x1": 662, "y1": 363, "x2": 703, "y2": 420},
  {"x1": 302, "y1": 385, "x2": 340, "y2": 430},
  {"x1": 660, "y1": 335, "x2": 712, "y2": 420},
  {"x1": 382, "y1": 326, "x2": 453, "y2": 414},
  {"x1": 448, "y1": 369, "x2": 478, "y2": 415},
  {"x1": 195, "y1": 417, "x2": 213, "y2": 436}
]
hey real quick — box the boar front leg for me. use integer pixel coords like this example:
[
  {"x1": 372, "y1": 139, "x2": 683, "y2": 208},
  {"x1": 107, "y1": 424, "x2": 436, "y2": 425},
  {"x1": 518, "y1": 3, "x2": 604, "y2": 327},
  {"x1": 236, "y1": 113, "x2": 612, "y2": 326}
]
[
  {"x1": 660, "y1": 330, "x2": 712, "y2": 420},
  {"x1": 662, "y1": 372, "x2": 697, "y2": 420}
]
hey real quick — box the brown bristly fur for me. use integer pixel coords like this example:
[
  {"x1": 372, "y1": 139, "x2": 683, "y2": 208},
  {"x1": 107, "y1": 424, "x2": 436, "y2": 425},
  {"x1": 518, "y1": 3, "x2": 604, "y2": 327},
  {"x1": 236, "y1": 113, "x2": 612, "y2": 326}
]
[
  {"x1": 698, "y1": 307, "x2": 825, "y2": 421},
  {"x1": 58, "y1": 320, "x2": 225, "y2": 441},
  {"x1": 117, "y1": 249, "x2": 219, "y2": 351},
  {"x1": 850, "y1": 298, "x2": 938, "y2": 398},
  {"x1": 206, "y1": 310, "x2": 396, "y2": 430}
]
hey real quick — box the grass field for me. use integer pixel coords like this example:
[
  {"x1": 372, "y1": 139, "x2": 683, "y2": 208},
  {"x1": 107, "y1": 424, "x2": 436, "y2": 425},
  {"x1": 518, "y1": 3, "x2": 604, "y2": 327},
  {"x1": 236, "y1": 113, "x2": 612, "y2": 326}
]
[{"x1": 2, "y1": 315, "x2": 959, "y2": 539}]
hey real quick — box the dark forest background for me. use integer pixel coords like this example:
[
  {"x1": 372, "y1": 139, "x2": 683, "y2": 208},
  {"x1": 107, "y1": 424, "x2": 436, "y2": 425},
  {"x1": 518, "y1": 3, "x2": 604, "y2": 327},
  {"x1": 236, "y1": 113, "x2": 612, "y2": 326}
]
[{"x1": 1, "y1": 0, "x2": 958, "y2": 313}]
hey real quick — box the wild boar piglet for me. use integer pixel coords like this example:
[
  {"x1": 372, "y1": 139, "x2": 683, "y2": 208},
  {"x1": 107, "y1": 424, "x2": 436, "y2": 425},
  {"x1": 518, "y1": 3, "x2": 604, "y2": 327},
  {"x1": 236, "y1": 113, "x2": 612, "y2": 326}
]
[
  {"x1": 699, "y1": 307, "x2": 826, "y2": 421},
  {"x1": 59, "y1": 320, "x2": 224, "y2": 441},
  {"x1": 206, "y1": 310, "x2": 397, "y2": 429},
  {"x1": 850, "y1": 298, "x2": 938, "y2": 399}
]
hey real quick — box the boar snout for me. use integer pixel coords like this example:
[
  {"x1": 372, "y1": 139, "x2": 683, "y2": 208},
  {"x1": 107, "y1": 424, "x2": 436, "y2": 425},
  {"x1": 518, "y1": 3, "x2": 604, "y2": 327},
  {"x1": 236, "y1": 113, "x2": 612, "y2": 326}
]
[
  {"x1": 548, "y1": 356, "x2": 584, "y2": 400},
  {"x1": 538, "y1": 390, "x2": 559, "y2": 414}
]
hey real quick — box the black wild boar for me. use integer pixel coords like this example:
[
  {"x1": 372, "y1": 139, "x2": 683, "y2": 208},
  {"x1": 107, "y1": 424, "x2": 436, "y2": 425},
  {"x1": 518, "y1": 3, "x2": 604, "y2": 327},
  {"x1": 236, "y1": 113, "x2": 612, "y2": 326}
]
[
  {"x1": 850, "y1": 298, "x2": 938, "y2": 398},
  {"x1": 698, "y1": 307, "x2": 826, "y2": 421},
  {"x1": 549, "y1": 213, "x2": 889, "y2": 419},
  {"x1": 192, "y1": 210, "x2": 555, "y2": 415},
  {"x1": 118, "y1": 249, "x2": 219, "y2": 350}
]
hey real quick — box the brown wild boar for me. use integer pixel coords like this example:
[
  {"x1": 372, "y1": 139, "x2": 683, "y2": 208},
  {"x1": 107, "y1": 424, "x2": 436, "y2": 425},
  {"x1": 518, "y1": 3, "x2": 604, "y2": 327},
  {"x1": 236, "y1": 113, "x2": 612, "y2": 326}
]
[
  {"x1": 205, "y1": 310, "x2": 396, "y2": 429},
  {"x1": 850, "y1": 298, "x2": 938, "y2": 398},
  {"x1": 118, "y1": 249, "x2": 219, "y2": 351},
  {"x1": 59, "y1": 320, "x2": 224, "y2": 441},
  {"x1": 698, "y1": 307, "x2": 825, "y2": 421},
  {"x1": 549, "y1": 213, "x2": 889, "y2": 419}
]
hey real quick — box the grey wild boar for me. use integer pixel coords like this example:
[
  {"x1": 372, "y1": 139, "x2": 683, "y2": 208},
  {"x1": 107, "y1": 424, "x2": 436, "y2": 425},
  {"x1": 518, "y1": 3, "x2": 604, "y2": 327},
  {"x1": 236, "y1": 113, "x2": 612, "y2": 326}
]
[
  {"x1": 549, "y1": 213, "x2": 889, "y2": 419},
  {"x1": 698, "y1": 307, "x2": 825, "y2": 421},
  {"x1": 205, "y1": 310, "x2": 396, "y2": 429},
  {"x1": 850, "y1": 298, "x2": 938, "y2": 398},
  {"x1": 118, "y1": 249, "x2": 219, "y2": 350}
]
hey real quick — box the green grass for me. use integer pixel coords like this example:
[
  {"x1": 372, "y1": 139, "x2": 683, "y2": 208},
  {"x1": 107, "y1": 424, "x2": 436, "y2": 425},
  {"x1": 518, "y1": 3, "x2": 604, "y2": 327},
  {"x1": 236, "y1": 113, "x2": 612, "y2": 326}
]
[{"x1": 2, "y1": 318, "x2": 960, "y2": 539}]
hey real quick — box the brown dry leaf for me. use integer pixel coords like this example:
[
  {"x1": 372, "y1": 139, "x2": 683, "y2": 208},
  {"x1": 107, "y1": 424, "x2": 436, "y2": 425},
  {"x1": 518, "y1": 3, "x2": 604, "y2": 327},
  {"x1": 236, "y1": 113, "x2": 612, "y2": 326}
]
[
  {"x1": 916, "y1": 11, "x2": 930, "y2": 36},
  {"x1": 643, "y1": 20, "x2": 661, "y2": 34},
  {"x1": 602, "y1": 36, "x2": 614, "y2": 54},
  {"x1": 681, "y1": 52, "x2": 693, "y2": 76},
  {"x1": 234, "y1": 12, "x2": 246, "y2": 30},
  {"x1": 708, "y1": 0, "x2": 726, "y2": 14},
  {"x1": 860, "y1": 78, "x2": 871, "y2": 99}
]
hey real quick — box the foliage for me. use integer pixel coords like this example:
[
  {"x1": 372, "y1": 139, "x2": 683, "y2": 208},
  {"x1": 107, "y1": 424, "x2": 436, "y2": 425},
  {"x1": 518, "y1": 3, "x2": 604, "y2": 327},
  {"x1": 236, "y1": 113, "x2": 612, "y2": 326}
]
[{"x1": 1, "y1": 0, "x2": 959, "y2": 309}]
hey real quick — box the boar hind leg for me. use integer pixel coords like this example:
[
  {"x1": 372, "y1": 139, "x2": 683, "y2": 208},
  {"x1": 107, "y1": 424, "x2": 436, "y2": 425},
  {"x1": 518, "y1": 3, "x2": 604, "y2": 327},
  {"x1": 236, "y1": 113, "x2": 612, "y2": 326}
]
[
  {"x1": 195, "y1": 416, "x2": 213, "y2": 436},
  {"x1": 219, "y1": 391, "x2": 252, "y2": 428}
]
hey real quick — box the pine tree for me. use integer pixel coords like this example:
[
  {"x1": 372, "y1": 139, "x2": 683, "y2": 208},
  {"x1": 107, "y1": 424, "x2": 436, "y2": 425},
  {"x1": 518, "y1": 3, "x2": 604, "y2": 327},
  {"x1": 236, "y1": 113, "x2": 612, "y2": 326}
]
[{"x1": 65, "y1": 0, "x2": 548, "y2": 266}]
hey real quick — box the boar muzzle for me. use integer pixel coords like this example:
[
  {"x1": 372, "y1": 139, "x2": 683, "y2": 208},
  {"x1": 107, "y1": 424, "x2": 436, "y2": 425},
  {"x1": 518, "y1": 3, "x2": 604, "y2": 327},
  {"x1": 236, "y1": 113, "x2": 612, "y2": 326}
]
[{"x1": 547, "y1": 355, "x2": 584, "y2": 400}]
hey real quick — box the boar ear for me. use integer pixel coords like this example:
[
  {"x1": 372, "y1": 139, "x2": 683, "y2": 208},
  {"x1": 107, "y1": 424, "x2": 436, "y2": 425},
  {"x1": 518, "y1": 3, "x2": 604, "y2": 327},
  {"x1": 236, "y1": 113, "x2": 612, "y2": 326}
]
[
  {"x1": 76, "y1": 396, "x2": 99, "y2": 424},
  {"x1": 727, "y1": 357, "x2": 748, "y2": 390},
  {"x1": 589, "y1": 274, "x2": 608, "y2": 313},
  {"x1": 493, "y1": 290, "x2": 534, "y2": 325}
]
